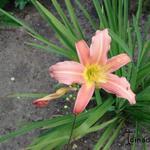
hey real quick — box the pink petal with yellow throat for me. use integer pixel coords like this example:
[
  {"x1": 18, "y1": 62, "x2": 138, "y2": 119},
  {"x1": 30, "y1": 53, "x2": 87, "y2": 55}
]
[
  {"x1": 73, "y1": 84, "x2": 95, "y2": 114},
  {"x1": 100, "y1": 74, "x2": 136, "y2": 104},
  {"x1": 75, "y1": 40, "x2": 90, "y2": 65},
  {"x1": 90, "y1": 29, "x2": 111, "y2": 64},
  {"x1": 49, "y1": 61, "x2": 84, "y2": 85}
]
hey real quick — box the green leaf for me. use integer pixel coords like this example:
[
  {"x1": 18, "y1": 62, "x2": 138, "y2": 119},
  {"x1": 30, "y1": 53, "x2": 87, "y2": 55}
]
[
  {"x1": 140, "y1": 40, "x2": 150, "y2": 64},
  {"x1": 26, "y1": 32, "x2": 77, "y2": 60},
  {"x1": 28, "y1": 124, "x2": 70, "y2": 150},
  {"x1": 0, "y1": 12, "x2": 20, "y2": 27},
  {"x1": 0, "y1": 0, "x2": 10, "y2": 8},
  {"x1": 137, "y1": 62, "x2": 150, "y2": 82},
  {"x1": 0, "y1": 111, "x2": 90, "y2": 143},
  {"x1": 136, "y1": 0, "x2": 142, "y2": 25},
  {"x1": 103, "y1": 121, "x2": 123, "y2": 150},
  {"x1": 131, "y1": 121, "x2": 138, "y2": 150},
  {"x1": 26, "y1": 42, "x2": 77, "y2": 60},
  {"x1": 15, "y1": 0, "x2": 29, "y2": 10},
  {"x1": 65, "y1": 0, "x2": 84, "y2": 39},
  {"x1": 109, "y1": 30, "x2": 132, "y2": 57},
  {"x1": 127, "y1": 23, "x2": 133, "y2": 51},
  {"x1": 123, "y1": 0, "x2": 129, "y2": 40},
  {"x1": 137, "y1": 86, "x2": 150, "y2": 102},
  {"x1": 95, "y1": 89, "x2": 102, "y2": 105},
  {"x1": 130, "y1": 65, "x2": 138, "y2": 90},
  {"x1": 92, "y1": 0, "x2": 107, "y2": 28},
  {"x1": 75, "y1": 0, "x2": 97, "y2": 30},
  {"x1": 31, "y1": 0, "x2": 77, "y2": 49},
  {"x1": 0, "y1": 8, "x2": 35, "y2": 34},
  {"x1": 7, "y1": 93, "x2": 48, "y2": 99},
  {"x1": 0, "y1": 9, "x2": 78, "y2": 59},
  {"x1": 51, "y1": 0, "x2": 76, "y2": 36},
  {"x1": 103, "y1": 0, "x2": 116, "y2": 31},
  {"x1": 94, "y1": 122, "x2": 117, "y2": 150},
  {"x1": 74, "y1": 98, "x2": 114, "y2": 137},
  {"x1": 86, "y1": 117, "x2": 118, "y2": 134},
  {"x1": 118, "y1": 0, "x2": 123, "y2": 37},
  {"x1": 143, "y1": 15, "x2": 150, "y2": 40},
  {"x1": 133, "y1": 16, "x2": 143, "y2": 67},
  {"x1": 31, "y1": 0, "x2": 77, "y2": 47}
]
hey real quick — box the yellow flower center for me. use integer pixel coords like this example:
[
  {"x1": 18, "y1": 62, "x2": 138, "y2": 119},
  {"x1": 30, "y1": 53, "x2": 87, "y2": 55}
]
[{"x1": 83, "y1": 64, "x2": 107, "y2": 86}]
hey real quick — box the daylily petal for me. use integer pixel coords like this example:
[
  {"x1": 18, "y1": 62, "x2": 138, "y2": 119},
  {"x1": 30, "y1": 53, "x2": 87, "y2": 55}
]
[
  {"x1": 100, "y1": 74, "x2": 136, "y2": 104},
  {"x1": 33, "y1": 100, "x2": 49, "y2": 107},
  {"x1": 75, "y1": 40, "x2": 90, "y2": 65},
  {"x1": 49, "y1": 61, "x2": 84, "y2": 85},
  {"x1": 33, "y1": 87, "x2": 76, "y2": 107},
  {"x1": 106, "y1": 54, "x2": 131, "y2": 72},
  {"x1": 90, "y1": 29, "x2": 111, "y2": 64},
  {"x1": 73, "y1": 84, "x2": 95, "y2": 114}
]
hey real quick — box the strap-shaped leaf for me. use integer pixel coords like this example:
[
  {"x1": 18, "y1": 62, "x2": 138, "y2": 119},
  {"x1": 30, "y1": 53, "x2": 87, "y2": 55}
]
[
  {"x1": 137, "y1": 86, "x2": 150, "y2": 102},
  {"x1": 94, "y1": 122, "x2": 117, "y2": 150},
  {"x1": 0, "y1": 110, "x2": 91, "y2": 143},
  {"x1": 31, "y1": 0, "x2": 77, "y2": 49},
  {"x1": 65, "y1": 0, "x2": 84, "y2": 39},
  {"x1": 92, "y1": 0, "x2": 107, "y2": 28},
  {"x1": 52, "y1": 0, "x2": 76, "y2": 35},
  {"x1": 109, "y1": 29, "x2": 133, "y2": 57},
  {"x1": 103, "y1": 121, "x2": 123, "y2": 150},
  {"x1": 75, "y1": 0, "x2": 97, "y2": 30},
  {"x1": 0, "y1": 8, "x2": 77, "y2": 59},
  {"x1": 7, "y1": 93, "x2": 48, "y2": 99},
  {"x1": 26, "y1": 42, "x2": 77, "y2": 60},
  {"x1": 137, "y1": 62, "x2": 150, "y2": 81},
  {"x1": 74, "y1": 98, "x2": 114, "y2": 137}
]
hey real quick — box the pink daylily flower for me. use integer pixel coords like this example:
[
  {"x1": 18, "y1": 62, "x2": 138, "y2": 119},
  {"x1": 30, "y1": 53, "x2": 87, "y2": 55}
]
[{"x1": 49, "y1": 29, "x2": 136, "y2": 114}]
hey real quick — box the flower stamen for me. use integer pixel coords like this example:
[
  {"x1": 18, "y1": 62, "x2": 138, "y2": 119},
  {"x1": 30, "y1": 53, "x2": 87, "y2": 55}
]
[{"x1": 83, "y1": 64, "x2": 107, "y2": 85}]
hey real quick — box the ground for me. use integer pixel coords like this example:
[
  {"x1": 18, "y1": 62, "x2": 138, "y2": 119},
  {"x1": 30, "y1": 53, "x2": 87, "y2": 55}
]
[{"x1": 0, "y1": 0, "x2": 149, "y2": 150}]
